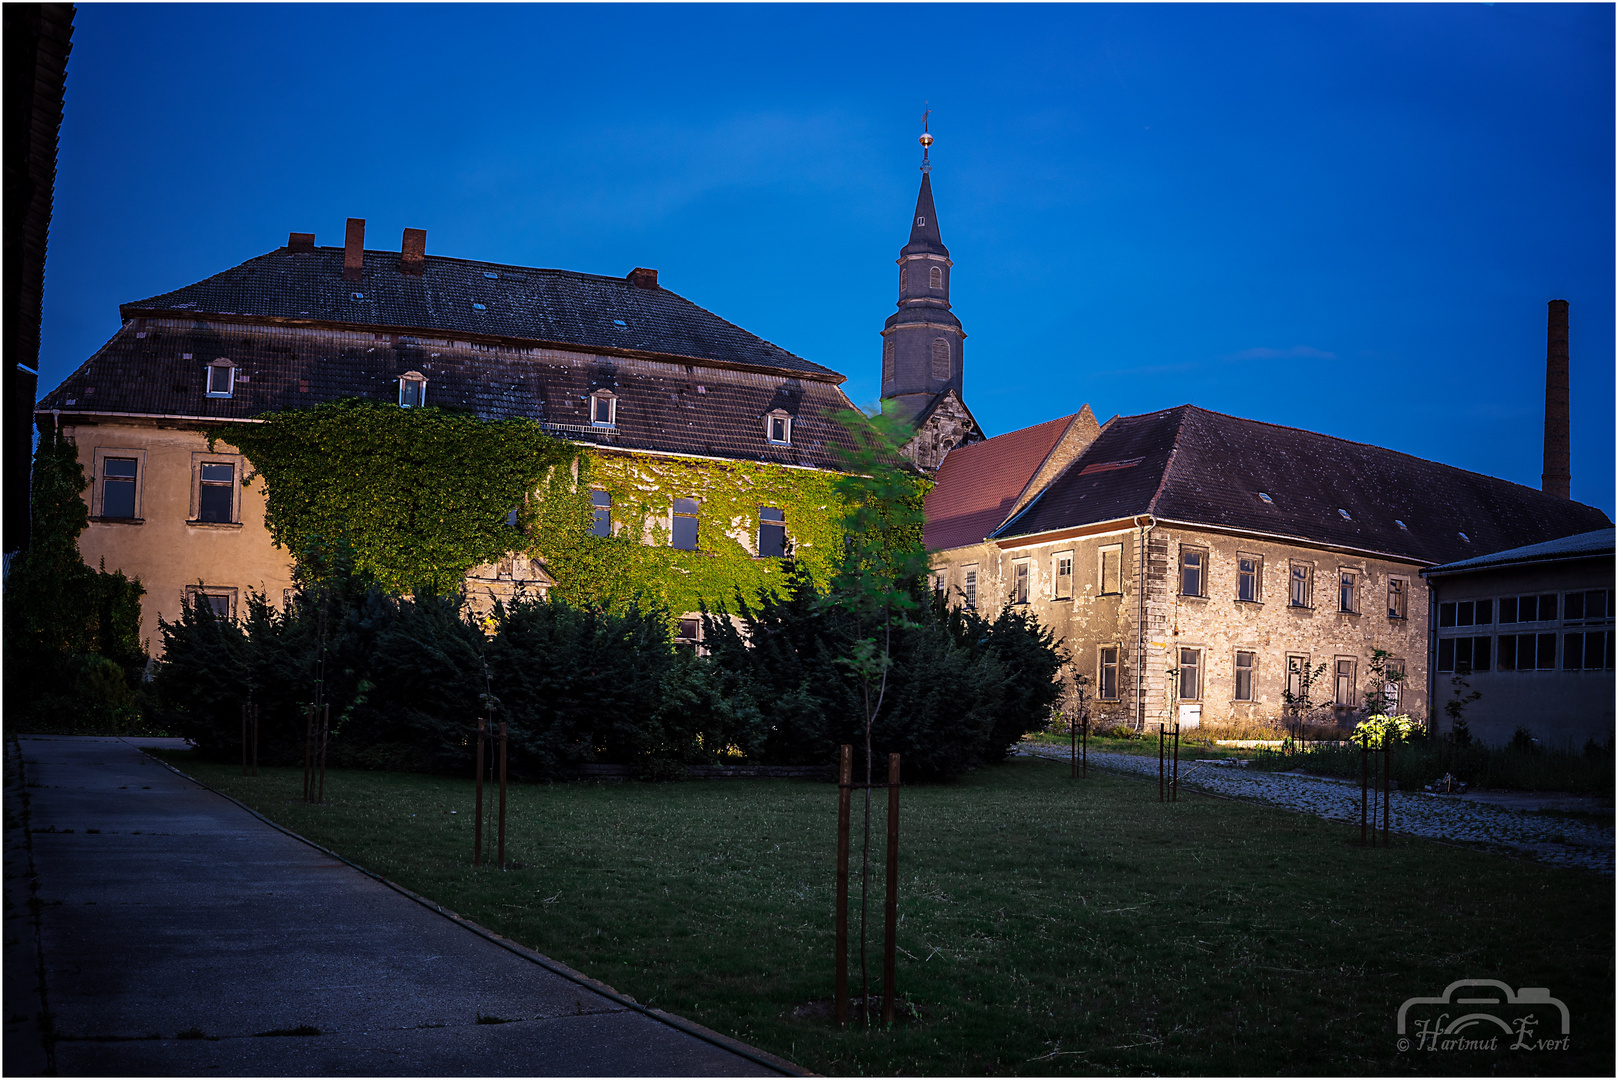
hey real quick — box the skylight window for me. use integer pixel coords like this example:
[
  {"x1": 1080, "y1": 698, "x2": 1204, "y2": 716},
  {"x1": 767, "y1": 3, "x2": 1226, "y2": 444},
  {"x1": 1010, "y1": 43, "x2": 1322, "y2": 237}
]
[
  {"x1": 612, "y1": 319, "x2": 627, "y2": 327},
  {"x1": 1395, "y1": 519, "x2": 1408, "y2": 530},
  {"x1": 1338, "y1": 508, "x2": 1352, "y2": 520},
  {"x1": 1458, "y1": 531, "x2": 1471, "y2": 542},
  {"x1": 472, "y1": 302, "x2": 487, "y2": 312},
  {"x1": 483, "y1": 272, "x2": 500, "y2": 280},
  {"x1": 351, "y1": 292, "x2": 364, "y2": 300},
  {"x1": 1257, "y1": 492, "x2": 1273, "y2": 504}
]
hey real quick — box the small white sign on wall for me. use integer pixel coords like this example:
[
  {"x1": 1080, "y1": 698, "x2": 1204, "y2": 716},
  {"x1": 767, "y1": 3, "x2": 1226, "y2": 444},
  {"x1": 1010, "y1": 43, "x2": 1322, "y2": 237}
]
[{"x1": 1178, "y1": 703, "x2": 1202, "y2": 729}]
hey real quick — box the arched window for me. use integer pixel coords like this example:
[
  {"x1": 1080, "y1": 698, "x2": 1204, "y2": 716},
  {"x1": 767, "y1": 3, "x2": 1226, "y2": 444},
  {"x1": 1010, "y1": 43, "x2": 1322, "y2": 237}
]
[
  {"x1": 899, "y1": 266, "x2": 906, "y2": 292},
  {"x1": 929, "y1": 266, "x2": 943, "y2": 290},
  {"x1": 882, "y1": 339, "x2": 895, "y2": 382},
  {"x1": 931, "y1": 338, "x2": 951, "y2": 380}
]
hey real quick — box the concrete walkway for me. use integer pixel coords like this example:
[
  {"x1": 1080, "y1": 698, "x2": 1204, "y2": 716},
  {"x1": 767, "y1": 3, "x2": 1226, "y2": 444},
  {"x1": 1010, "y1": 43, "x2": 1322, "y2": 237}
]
[
  {"x1": 1020, "y1": 743, "x2": 1613, "y2": 874},
  {"x1": 6, "y1": 735, "x2": 800, "y2": 1077}
]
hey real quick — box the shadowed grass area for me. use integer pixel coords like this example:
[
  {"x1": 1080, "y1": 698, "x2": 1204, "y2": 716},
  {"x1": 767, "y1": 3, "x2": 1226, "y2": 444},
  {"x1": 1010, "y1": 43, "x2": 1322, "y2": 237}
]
[{"x1": 158, "y1": 752, "x2": 1612, "y2": 1076}]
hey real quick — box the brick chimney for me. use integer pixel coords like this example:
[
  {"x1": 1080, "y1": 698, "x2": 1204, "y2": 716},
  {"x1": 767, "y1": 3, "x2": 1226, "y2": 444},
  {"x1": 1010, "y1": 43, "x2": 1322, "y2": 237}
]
[
  {"x1": 627, "y1": 267, "x2": 658, "y2": 289},
  {"x1": 343, "y1": 218, "x2": 365, "y2": 283},
  {"x1": 1541, "y1": 299, "x2": 1571, "y2": 500},
  {"x1": 399, "y1": 228, "x2": 426, "y2": 275},
  {"x1": 287, "y1": 232, "x2": 315, "y2": 253}
]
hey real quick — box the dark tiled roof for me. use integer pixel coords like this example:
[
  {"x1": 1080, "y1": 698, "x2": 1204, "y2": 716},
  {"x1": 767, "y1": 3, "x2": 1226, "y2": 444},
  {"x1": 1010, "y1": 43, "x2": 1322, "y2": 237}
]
[
  {"x1": 924, "y1": 413, "x2": 1077, "y2": 550},
  {"x1": 119, "y1": 247, "x2": 841, "y2": 381},
  {"x1": 903, "y1": 173, "x2": 948, "y2": 258},
  {"x1": 996, "y1": 405, "x2": 1611, "y2": 565},
  {"x1": 36, "y1": 322, "x2": 860, "y2": 470},
  {"x1": 1423, "y1": 528, "x2": 1615, "y2": 576}
]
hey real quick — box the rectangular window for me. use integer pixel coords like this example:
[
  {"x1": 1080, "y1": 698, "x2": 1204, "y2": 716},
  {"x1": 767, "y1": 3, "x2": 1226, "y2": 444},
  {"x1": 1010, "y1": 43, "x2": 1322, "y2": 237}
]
[
  {"x1": 1537, "y1": 632, "x2": 1557, "y2": 670},
  {"x1": 1334, "y1": 658, "x2": 1356, "y2": 707},
  {"x1": 1499, "y1": 596, "x2": 1518, "y2": 623},
  {"x1": 1286, "y1": 654, "x2": 1308, "y2": 700},
  {"x1": 399, "y1": 376, "x2": 426, "y2": 408},
  {"x1": 767, "y1": 415, "x2": 791, "y2": 444},
  {"x1": 184, "y1": 585, "x2": 237, "y2": 621},
  {"x1": 1053, "y1": 552, "x2": 1073, "y2": 599},
  {"x1": 1338, "y1": 571, "x2": 1357, "y2": 613},
  {"x1": 1564, "y1": 632, "x2": 1584, "y2": 671},
  {"x1": 1289, "y1": 563, "x2": 1311, "y2": 608},
  {"x1": 1387, "y1": 578, "x2": 1407, "y2": 619},
  {"x1": 675, "y1": 617, "x2": 701, "y2": 653},
  {"x1": 1384, "y1": 659, "x2": 1405, "y2": 709},
  {"x1": 1233, "y1": 651, "x2": 1255, "y2": 701},
  {"x1": 671, "y1": 497, "x2": 699, "y2": 550},
  {"x1": 1475, "y1": 598, "x2": 1492, "y2": 625},
  {"x1": 1178, "y1": 648, "x2": 1202, "y2": 701},
  {"x1": 1099, "y1": 546, "x2": 1122, "y2": 595},
  {"x1": 197, "y1": 462, "x2": 235, "y2": 523},
  {"x1": 1456, "y1": 600, "x2": 1475, "y2": 627},
  {"x1": 1498, "y1": 634, "x2": 1517, "y2": 670},
  {"x1": 102, "y1": 457, "x2": 138, "y2": 519},
  {"x1": 590, "y1": 490, "x2": 612, "y2": 538},
  {"x1": 1439, "y1": 602, "x2": 1456, "y2": 628},
  {"x1": 963, "y1": 567, "x2": 978, "y2": 610},
  {"x1": 758, "y1": 506, "x2": 787, "y2": 558},
  {"x1": 1098, "y1": 647, "x2": 1119, "y2": 700},
  {"x1": 1237, "y1": 556, "x2": 1260, "y2": 602},
  {"x1": 1564, "y1": 589, "x2": 1613, "y2": 624},
  {"x1": 591, "y1": 393, "x2": 616, "y2": 426},
  {"x1": 1012, "y1": 561, "x2": 1030, "y2": 605},
  {"x1": 1180, "y1": 547, "x2": 1205, "y2": 597},
  {"x1": 206, "y1": 363, "x2": 234, "y2": 397},
  {"x1": 1437, "y1": 638, "x2": 1455, "y2": 673}
]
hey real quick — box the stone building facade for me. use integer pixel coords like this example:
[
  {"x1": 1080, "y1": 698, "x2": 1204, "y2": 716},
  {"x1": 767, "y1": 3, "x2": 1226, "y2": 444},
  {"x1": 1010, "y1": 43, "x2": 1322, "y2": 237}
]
[{"x1": 924, "y1": 405, "x2": 1610, "y2": 732}]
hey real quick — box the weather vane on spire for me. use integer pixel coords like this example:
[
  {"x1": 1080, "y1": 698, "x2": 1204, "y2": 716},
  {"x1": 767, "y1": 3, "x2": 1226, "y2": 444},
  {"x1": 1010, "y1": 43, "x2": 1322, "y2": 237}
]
[{"x1": 919, "y1": 106, "x2": 933, "y2": 173}]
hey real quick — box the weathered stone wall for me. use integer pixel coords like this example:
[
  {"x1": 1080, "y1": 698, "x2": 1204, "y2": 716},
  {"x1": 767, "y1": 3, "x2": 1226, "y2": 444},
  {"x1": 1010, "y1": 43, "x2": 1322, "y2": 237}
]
[
  {"x1": 900, "y1": 390, "x2": 981, "y2": 472},
  {"x1": 933, "y1": 521, "x2": 1430, "y2": 730}
]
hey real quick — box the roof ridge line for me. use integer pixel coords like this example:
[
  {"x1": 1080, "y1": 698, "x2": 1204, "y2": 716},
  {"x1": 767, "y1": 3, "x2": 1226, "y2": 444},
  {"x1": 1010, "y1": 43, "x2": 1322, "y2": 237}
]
[{"x1": 1144, "y1": 404, "x2": 1193, "y2": 514}]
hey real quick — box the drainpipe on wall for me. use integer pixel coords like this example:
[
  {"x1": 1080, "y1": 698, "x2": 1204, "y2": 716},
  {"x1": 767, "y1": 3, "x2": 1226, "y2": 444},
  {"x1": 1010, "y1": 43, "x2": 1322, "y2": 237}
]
[
  {"x1": 1135, "y1": 514, "x2": 1155, "y2": 732},
  {"x1": 1425, "y1": 581, "x2": 1438, "y2": 735}
]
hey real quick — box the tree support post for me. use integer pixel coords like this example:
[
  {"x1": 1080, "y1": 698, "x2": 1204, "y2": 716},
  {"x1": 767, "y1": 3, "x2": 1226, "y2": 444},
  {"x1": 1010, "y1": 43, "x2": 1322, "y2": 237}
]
[
  {"x1": 317, "y1": 704, "x2": 329, "y2": 804},
  {"x1": 474, "y1": 716, "x2": 486, "y2": 867},
  {"x1": 251, "y1": 705, "x2": 259, "y2": 777},
  {"x1": 882, "y1": 753, "x2": 900, "y2": 1026},
  {"x1": 303, "y1": 705, "x2": 314, "y2": 802},
  {"x1": 835, "y1": 744, "x2": 852, "y2": 1027},
  {"x1": 1172, "y1": 724, "x2": 1180, "y2": 802},
  {"x1": 498, "y1": 721, "x2": 508, "y2": 868},
  {"x1": 1360, "y1": 735, "x2": 1368, "y2": 846},
  {"x1": 1158, "y1": 724, "x2": 1165, "y2": 802}
]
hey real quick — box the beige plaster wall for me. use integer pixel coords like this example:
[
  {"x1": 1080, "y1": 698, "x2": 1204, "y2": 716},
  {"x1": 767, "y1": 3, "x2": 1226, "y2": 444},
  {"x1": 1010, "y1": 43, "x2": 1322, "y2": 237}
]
[{"x1": 64, "y1": 419, "x2": 295, "y2": 656}]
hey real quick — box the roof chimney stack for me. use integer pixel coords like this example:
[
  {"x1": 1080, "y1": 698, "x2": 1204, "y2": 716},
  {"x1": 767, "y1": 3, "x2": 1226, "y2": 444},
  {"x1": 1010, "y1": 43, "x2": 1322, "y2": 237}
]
[
  {"x1": 287, "y1": 232, "x2": 315, "y2": 253},
  {"x1": 399, "y1": 228, "x2": 426, "y2": 275},
  {"x1": 627, "y1": 267, "x2": 659, "y2": 289},
  {"x1": 1541, "y1": 299, "x2": 1571, "y2": 500},
  {"x1": 343, "y1": 218, "x2": 365, "y2": 282}
]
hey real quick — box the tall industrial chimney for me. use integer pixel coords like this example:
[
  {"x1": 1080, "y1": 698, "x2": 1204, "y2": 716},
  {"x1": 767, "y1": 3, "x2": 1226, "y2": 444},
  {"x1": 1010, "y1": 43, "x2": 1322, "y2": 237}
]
[{"x1": 1541, "y1": 299, "x2": 1571, "y2": 500}]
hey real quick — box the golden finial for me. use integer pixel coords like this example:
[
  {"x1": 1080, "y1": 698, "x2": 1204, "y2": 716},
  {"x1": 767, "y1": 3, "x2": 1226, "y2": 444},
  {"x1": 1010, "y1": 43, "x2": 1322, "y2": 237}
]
[{"x1": 919, "y1": 107, "x2": 933, "y2": 172}]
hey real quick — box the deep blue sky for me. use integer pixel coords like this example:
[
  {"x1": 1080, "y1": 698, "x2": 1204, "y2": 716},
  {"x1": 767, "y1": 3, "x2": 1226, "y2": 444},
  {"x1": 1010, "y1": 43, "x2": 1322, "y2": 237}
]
[{"x1": 41, "y1": 3, "x2": 1615, "y2": 514}]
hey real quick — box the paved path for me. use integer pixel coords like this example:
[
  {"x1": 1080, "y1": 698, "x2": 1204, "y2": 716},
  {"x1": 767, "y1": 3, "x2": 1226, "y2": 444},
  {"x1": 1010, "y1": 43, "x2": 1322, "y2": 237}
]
[
  {"x1": 1020, "y1": 744, "x2": 1613, "y2": 874},
  {"x1": 6, "y1": 735, "x2": 800, "y2": 1077}
]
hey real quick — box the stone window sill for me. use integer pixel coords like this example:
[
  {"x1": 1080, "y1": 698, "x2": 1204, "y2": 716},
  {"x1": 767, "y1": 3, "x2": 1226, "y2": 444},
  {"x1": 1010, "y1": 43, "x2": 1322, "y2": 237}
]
[
  {"x1": 186, "y1": 520, "x2": 243, "y2": 529},
  {"x1": 90, "y1": 516, "x2": 143, "y2": 525},
  {"x1": 1235, "y1": 599, "x2": 1263, "y2": 607}
]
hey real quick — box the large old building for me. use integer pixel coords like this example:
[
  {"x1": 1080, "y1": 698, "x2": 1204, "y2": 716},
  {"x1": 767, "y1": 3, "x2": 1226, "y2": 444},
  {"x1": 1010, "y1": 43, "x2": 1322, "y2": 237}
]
[
  {"x1": 36, "y1": 220, "x2": 862, "y2": 651},
  {"x1": 895, "y1": 154, "x2": 1611, "y2": 734}
]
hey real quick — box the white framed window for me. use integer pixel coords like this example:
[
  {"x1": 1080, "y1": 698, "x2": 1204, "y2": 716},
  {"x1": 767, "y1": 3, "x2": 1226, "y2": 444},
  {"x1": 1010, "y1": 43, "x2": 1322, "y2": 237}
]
[
  {"x1": 1286, "y1": 654, "x2": 1309, "y2": 700},
  {"x1": 1099, "y1": 545, "x2": 1122, "y2": 595},
  {"x1": 1334, "y1": 657, "x2": 1357, "y2": 707},
  {"x1": 1179, "y1": 546, "x2": 1206, "y2": 597},
  {"x1": 399, "y1": 370, "x2": 428, "y2": 408},
  {"x1": 206, "y1": 359, "x2": 235, "y2": 398},
  {"x1": 1053, "y1": 551, "x2": 1073, "y2": 599},
  {"x1": 1387, "y1": 577, "x2": 1408, "y2": 619},
  {"x1": 1012, "y1": 560, "x2": 1030, "y2": 604},
  {"x1": 1178, "y1": 648, "x2": 1203, "y2": 702},
  {"x1": 963, "y1": 565, "x2": 978, "y2": 610},
  {"x1": 758, "y1": 506, "x2": 787, "y2": 558},
  {"x1": 1338, "y1": 569, "x2": 1359, "y2": 614},
  {"x1": 931, "y1": 338, "x2": 951, "y2": 380},
  {"x1": 671, "y1": 497, "x2": 699, "y2": 551},
  {"x1": 1289, "y1": 562, "x2": 1312, "y2": 608},
  {"x1": 92, "y1": 447, "x2": 146, "y2": 520},
  {"x1": 765, "y1": 410, "x2": 792, "y2": 445},
  {"x1": 590, "y1": 390, "x2": 617, "y2": 427},
  {"x1": 1237, "y1": 555, "x2": 1261, "y2": 603}
]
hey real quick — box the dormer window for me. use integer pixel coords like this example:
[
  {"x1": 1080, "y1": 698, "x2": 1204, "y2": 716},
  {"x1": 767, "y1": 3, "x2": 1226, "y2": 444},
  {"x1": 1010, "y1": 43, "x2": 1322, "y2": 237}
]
[
  {"x1": 206, "y1": 360, "x2": 235, "y2": 398},
  {"x1": 591, "y1": 391, "x2": 617, "y2": 427},
  {"x1": 398, "y1": 371, "x2": 428, "y2": 408},
  {"x1": 766, "y1": 409, "x2": 792, "y2": 445},
  {"x1": 929, "y1": 265, "x2": 943, "y2": 290}
]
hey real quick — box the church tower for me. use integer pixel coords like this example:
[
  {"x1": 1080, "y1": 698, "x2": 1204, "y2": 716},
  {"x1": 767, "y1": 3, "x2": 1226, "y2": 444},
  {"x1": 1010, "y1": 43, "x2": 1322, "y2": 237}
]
[{"x1": 882, "y1": 119, "x2": 983, "y2": 471}]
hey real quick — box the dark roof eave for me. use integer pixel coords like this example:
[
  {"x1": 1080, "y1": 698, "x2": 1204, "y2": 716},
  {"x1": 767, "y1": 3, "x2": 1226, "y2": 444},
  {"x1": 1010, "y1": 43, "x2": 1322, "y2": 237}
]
[
  {"x1": 1420, "y1": 550, "x2": 1615, "y2": 579},
  {"x1": 116, "y1": 307, "x2": 847, "y2": 385},
  {"x1": 996, "y1": 512, "x2": 1434, "y2": 566}
]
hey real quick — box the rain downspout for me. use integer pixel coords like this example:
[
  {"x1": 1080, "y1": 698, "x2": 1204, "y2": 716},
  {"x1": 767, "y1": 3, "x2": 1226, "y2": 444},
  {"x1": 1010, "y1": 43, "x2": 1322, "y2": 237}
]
[{"x1": 1135, "y1": 514, "x2": 1155, "y2": 732}]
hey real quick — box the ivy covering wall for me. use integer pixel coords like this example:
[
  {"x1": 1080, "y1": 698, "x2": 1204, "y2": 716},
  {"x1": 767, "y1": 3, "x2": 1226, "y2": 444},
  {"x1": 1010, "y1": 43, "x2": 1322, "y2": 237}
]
[{"x1": 210, "y1": 399, "x2": 864, "y2": 615}]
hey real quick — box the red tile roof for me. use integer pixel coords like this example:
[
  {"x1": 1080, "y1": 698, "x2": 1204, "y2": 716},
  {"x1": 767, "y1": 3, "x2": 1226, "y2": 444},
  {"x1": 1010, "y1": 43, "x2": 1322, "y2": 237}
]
[{"x1": 924, "y1": 413, "x2": 1078, "y2": 551}]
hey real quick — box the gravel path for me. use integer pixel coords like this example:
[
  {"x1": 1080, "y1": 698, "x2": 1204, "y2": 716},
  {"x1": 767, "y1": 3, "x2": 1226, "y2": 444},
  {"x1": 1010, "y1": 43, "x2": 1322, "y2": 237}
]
[{"x1": 1019, "y1": 744, "x2": 1614, "y2": 874}]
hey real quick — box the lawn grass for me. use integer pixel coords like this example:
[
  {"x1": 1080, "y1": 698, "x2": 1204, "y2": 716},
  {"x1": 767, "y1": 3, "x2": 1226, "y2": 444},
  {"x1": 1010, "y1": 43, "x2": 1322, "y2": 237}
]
[{"x1": 159, "y1": 751, "x2": 1613, "y2": 1076}]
